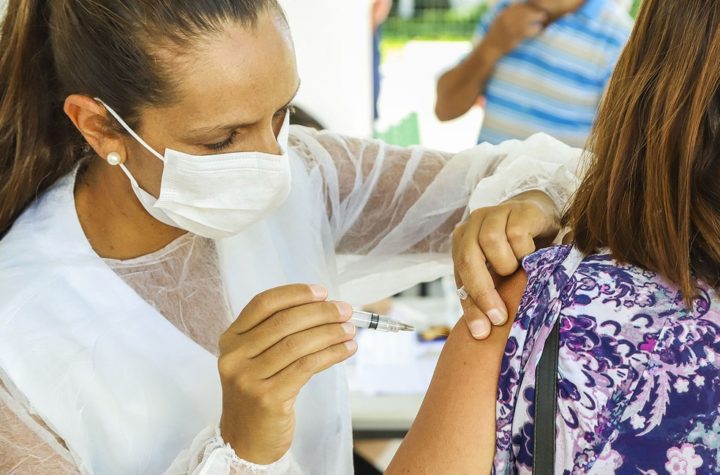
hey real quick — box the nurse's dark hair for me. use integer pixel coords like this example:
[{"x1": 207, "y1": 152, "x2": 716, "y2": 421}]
[
  {"x1": 0, "y1": 0, "x2": 281, "y2": 237},
  {"x1": 565, "y1": 0, "x2": 720, "y2": 301}
]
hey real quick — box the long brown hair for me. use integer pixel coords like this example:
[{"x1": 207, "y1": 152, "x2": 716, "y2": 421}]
[
  {"x1": 566, "y1": 0, "x2": 720, "y2": 298},
  {"x1": 0, "y1": 0, "x2": 280, "y2": 238}
]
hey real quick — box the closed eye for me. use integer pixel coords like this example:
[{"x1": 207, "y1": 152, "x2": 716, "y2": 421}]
[
  {"x1": 203, "y1": 105, "x2": 294, "y2": 152},
  {"x1": 204, "y1": 131, "x2": 237, "y2": 152}
]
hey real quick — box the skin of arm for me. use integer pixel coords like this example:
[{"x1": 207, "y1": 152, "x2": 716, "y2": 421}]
[
  {"x1": 386, "y1": 270, "x2": 528, "y2": 474},
  {"x1": 435, "y1": 4, "x2": 548, "y2": 122},
  {"x1": 372, "y1": 0, "x2": 393, "y2": 30},
  {"x1": 434, "y1": 40, "x2": 504, "y2": 122}
]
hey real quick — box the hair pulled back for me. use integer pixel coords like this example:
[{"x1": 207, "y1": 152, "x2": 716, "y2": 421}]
[{"x1": 0, "y1": 0, "x2": 280, "y2": 237}]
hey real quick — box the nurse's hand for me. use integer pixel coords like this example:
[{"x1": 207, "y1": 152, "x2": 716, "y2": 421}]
[
  {"x1": 452, "y1": 190, "x2": 560, "y2": 339},
  {"x1": 217, "y1": 284, "x2": 357, "y2": 464}
]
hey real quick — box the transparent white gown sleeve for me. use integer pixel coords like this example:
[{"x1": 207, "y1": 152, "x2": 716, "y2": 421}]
[{"x1": 286, "y1": 127, "x2": 583, "y2": 303}]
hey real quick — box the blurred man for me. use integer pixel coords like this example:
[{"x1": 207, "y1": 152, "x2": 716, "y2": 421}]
[{"x1": 435, "y1": 0, "x2": 632, "y2": 147}]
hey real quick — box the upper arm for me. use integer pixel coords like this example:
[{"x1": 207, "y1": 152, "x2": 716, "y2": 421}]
[
  {"x1": 473, "y1": 2, "x2": 505, "y2": 44},
  {"x1": 386, "y1": 270, "x2": 528, "y2": 474}
]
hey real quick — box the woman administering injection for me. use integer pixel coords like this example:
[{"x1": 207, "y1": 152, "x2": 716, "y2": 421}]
[{"x1": 0, "y1": 0, "x2": 581, "y2": 473}]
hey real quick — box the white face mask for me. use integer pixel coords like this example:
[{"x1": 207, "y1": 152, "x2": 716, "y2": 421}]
[{"x1": 97, "y1": 99, "x2": 292, "y2": 240}]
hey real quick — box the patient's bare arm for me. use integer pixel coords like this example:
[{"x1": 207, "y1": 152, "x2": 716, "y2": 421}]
[{"x1": 386, "y1": 271, "x2": 527, "y2": 474}]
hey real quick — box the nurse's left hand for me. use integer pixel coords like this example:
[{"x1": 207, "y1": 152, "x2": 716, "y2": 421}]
[{"x1": 452, "y1": 190, "x2": 560, "y2": 340}]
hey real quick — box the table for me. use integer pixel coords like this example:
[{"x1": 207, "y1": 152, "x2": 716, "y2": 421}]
[{"x1": 349, "y1": 296, "x2": 458, "y2": 439}]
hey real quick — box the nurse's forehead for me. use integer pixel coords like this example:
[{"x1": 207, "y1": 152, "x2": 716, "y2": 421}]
[{"x1": 152, "y1": 11, "x2": 297, "y2": 126}]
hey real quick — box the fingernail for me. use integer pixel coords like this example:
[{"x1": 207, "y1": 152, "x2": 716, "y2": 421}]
[
  {"x1": 342, "y1": 322, "x2": 356, "y2": 336},
  {"x1": 487, "y1": 308, "x2": 508, "y2": 326},
  {"x1": 345, "y1": 340, "x2": 358, "y2": 352},
  {"x1": 469, "y1": 319, "x2": 491, "y2": 339},
  {"x1": 335, "y1": 301, "x2": 353, "y2": 318},
  {"x1": 310, "y1": 284, "x2": 327, "y2": 299}
]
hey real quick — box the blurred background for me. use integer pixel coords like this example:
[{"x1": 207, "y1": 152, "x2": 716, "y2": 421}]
[{"x1": 280, "y1": 0, "x2": 642, "y2": 150}]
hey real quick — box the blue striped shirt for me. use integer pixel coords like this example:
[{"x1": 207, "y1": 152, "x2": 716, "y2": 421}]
[{"x1": 476, "y1": 0, "x2": 632, "y2": 147}]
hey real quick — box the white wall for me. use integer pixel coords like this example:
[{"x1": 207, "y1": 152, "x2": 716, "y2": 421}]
[
  {"x1": 0, "y1": 0, "x2": 374, "y2": 136},
  {"x1": 279, "y1": 0, "x2": 374, "y2": 137}
]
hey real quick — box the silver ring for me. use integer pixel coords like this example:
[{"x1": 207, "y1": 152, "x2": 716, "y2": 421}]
[{"x1": 456, "y1": 286, "x2": 469, "y2": 301}]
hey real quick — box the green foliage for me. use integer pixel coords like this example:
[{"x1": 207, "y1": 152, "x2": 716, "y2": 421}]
[
  {"x1": 384, "y1": 0, "x2": 642, "y2": 42},
  {"x1": 383, "y1": 5, "x2": 489, "y2": 42},
  {"x1": 374, "y1": 112, "x2": 421, "y2": 147}
]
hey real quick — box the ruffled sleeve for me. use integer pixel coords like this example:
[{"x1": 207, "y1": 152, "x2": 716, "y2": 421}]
[
  {"x1": 165, "y1": 427, "x2": 305, "y2": 475},
  {"x1": 467, "y1": 133, "x2": 584, "y2": 214}
]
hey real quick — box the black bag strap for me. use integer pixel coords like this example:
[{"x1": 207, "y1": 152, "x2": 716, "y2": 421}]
[{"x1": 533, "y1": 318, "x2": 561, "y2": 474}]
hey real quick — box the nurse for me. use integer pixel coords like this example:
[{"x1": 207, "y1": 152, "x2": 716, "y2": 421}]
[{"x1": 0, "y1": 0, "x2": 581, "y2": 473}]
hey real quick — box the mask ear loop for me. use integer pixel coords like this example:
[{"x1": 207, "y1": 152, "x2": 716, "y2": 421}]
[
  {"x1": 276, "y1": 112, "x2": 291, "y2": 155},
  {"x1": 95, "y1": 98, "x2": 164, "y2": 197},
  {"x1": 106, "y1": 151, "x2": 145, "y2": 192},
  {"x1": 94, "y1": 98, "x2": 166, "y2": 162}
]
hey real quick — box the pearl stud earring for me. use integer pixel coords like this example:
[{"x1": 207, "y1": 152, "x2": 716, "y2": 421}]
[{"x1": 106, "y1": 152, "x2": 122, "y2": 166}]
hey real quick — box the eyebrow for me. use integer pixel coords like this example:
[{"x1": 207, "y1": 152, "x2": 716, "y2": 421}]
[{"x1": 186, "y1": 81, "x2": 301, "y2": 138}]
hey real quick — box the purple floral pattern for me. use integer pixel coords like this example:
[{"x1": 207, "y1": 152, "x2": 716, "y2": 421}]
[{"x1": 494, "y1": 246, "x2": 720, "y2": 474}]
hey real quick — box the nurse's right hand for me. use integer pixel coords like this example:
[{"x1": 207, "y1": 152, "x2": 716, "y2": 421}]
[{"x1": 217, "y1": 284, "x2": 357, "y2": 465}]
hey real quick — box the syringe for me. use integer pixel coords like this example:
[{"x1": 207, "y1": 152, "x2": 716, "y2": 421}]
[{"x1": 351, "y1": 310, "x2": 415, "y2": 333}]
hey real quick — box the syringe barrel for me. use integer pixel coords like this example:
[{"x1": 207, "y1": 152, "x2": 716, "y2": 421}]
[{"x1": 350, "y1": 311, "x2": 400, "y2": 332}]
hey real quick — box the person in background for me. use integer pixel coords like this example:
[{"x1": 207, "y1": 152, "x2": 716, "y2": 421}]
[
  {"x1": 389, "y1": 0, "x2": 720, "y2": 472},
  {"x1": 435, "y1": 0, "x2": 632, "y2": 147}
]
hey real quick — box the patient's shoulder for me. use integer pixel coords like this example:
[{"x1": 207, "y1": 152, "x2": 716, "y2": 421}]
[
  {"x1": 521, "y1": 245, "x2": 699, "y2": 318},
  {"x1": 508, "y1": 245, "x2": 577, "y2": 327},
  {"x1": 522, "y1": 244, "x2": 572, "y2": 269}
]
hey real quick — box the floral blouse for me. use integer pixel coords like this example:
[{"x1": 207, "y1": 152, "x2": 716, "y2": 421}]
[{"x1": 494, "y1": 245, "x2": 720, "y2": 474}]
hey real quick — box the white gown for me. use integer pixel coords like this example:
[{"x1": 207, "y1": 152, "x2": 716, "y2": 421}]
[{"x1": 0, "y1": 127, "x2": 582, "y2": 474}]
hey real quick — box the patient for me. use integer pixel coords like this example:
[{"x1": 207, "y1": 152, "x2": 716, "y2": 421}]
[{"x1": 388, "y1": 1, "x2": 720, "y2": 473}]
